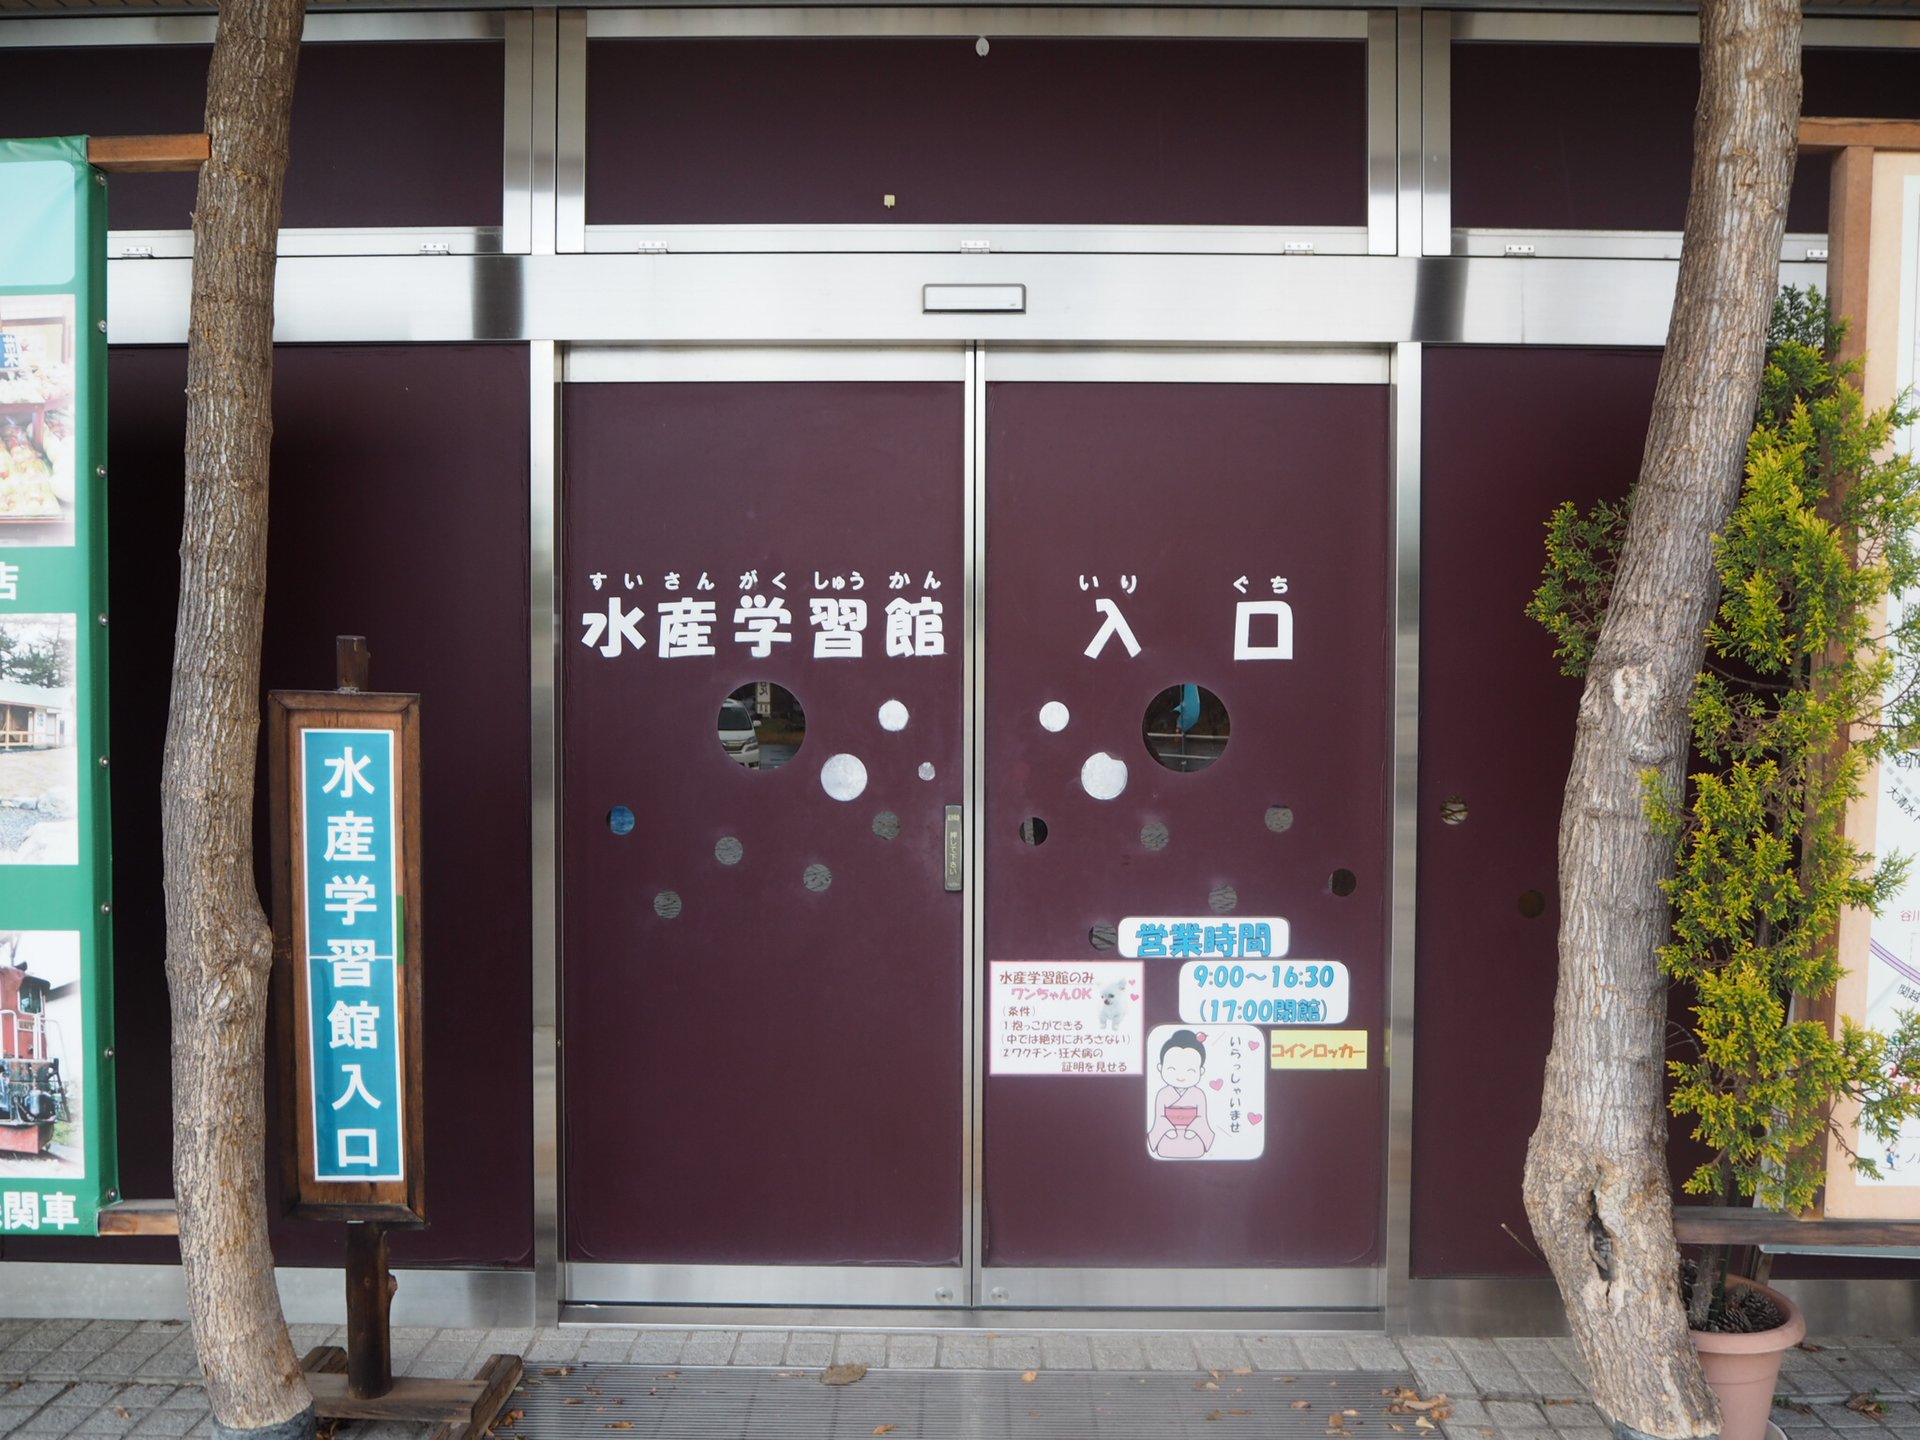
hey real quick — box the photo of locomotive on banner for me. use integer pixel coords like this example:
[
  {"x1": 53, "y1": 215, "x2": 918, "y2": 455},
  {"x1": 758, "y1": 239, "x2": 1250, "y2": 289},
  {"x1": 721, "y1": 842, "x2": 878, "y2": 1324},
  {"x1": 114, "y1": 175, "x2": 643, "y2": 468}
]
[{"x1": 0, "y1": 931, "x2": 81, "y2": 1178}]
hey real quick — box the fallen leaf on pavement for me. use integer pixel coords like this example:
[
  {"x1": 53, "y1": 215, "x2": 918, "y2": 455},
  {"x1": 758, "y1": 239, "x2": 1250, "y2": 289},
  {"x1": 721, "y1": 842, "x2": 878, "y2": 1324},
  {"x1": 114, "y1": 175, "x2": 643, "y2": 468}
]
[
  {"x1": 1023, "y1": 1370, "x2": 1038, "y2": 1383},
  {"x1": 561, "y1": 1398, "x2": 581, "y2": 1406},
  {"x1": 874, "y1": 1426, "x2": 897, "y2": 1436},
  {"x1": 1292, "y1": 1400, "x2": 1311, "y2": 1410},
  {"x1": 1797, "y1": 1343, "x2": 1824, "y2": 1353},
  {"x1": 112, "y1": 1409, "x2": 131, "y2": 1420},
  {"x1": 821, "y1": 1363, "x2": 869, "y2": 1387},
  {"x1": 606, "y1": 1423, "x2": 633, "y2": 1431},
  {"x1": 1232, "y1": 1367, "x2": 1252, "y2": 1376},
  {"x1": 1847, "y1": 1395, "x2": 1886, "y2": 1419}
]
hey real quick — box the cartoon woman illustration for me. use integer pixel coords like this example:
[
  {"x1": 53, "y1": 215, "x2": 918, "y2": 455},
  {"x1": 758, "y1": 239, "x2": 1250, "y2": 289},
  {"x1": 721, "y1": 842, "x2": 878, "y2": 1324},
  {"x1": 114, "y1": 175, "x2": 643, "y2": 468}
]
[{"x1": 1148, "y1": 1028, "x2": 1216, "y2": 1158}]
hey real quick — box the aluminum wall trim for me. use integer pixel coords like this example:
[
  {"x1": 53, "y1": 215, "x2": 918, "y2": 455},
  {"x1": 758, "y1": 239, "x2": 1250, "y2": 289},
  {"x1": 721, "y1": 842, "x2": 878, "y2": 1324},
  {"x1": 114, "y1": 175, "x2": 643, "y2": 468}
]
[
  {"x1": 558, "y1": 1303, "x2": 1383, "y2": 1331},
  {"x1": 1454, "y1": 10, "x2": 1920, "y2": 46},
  {"x1": 981, "y1": 1267, "x2": 1381, "y2": 1310},
  {"x1": 0, "y1": 10, "x2": 504, "y2": 44},
  {"x1": 533, "y1": 10, "x2": 565, "y2": 256},
  {"x1": 963, "y1": 343, "x2": 986, "y2": 1306},
  {"x1": 1394, "y1": 8, "x2": 1422, "y2": 258},
  {"x1": 1408, "y1": 1276, "x2": 1920, "y2": 1338},
  {"x1": 1366, "y1": 10, "x2": 1398, "y2": 257},
  {"x1": 1383, "y1": 341, "x2": 1420, "y2": 1334},
  {"x1": 983, "y1": 346, "x2": 1388, "y2": 383},
  {"x1": 556, "y1": 8, "x2": 589, "y2": 253},
  {"x1": 584, "y1": 7, "x2": 1370, "y2": 38},
  {"x1": 531, "y1": 340, "x2": 563, "y2": 1327},
  {"x1": 107, "y1": 253, "x2": 1830, "y2": 348},
  {"x1": 102, "y1": 227, "x2": 508, "y2": 261},
  {"x1": 1420, "y1": 10, "x2": 1451, "y2": 258},
  {"x1": 504, "y1": 10, "x2": 536, "y2": 256},
  {"x1": 568, "y1": 1263, "x2": 970, "y2": 1307},
  {"x1": 1455, "y1": 228, "x2": 1831, "y2": 264},
  {"x1": 584, "y1": 224, "x2": 1371, "y2": 257},
  {"x1": 0, "y1": 1263, "x2": 534, "y2": 1328},
  {"x1": 565, "y1": 345, "x2": 971, "y2": 381}
]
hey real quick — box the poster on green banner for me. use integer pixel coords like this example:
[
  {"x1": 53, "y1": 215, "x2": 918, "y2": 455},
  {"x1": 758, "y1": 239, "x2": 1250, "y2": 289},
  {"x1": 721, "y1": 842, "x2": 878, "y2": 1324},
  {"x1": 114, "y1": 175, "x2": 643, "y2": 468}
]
[{"x1": 0, "y1": 136, "x2": 117, "y2": 1236}]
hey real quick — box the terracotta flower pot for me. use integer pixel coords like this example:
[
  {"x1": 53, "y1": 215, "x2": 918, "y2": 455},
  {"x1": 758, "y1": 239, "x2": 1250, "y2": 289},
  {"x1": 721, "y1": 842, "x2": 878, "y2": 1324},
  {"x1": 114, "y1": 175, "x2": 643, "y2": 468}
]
[{"x1": 1691, "y1": 1279, "x2": 1806, "y2": 1440}]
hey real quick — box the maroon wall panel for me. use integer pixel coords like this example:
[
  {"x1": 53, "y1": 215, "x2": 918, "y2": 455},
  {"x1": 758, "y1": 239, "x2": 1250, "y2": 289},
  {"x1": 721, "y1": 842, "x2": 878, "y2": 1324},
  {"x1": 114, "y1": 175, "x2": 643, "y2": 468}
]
[
  {"x1": 585, "y1": 38, "x2": 1367, "y2": 227},
  {"x1": 1415, "y1": 348, "x2": 1920, "y2": 1281},
  {"x1": 560, "y1": 382, "x2": 965, "y2": 1267},
  {"x1": 1413, "y1": 346, "x2": 1658, "y2": 1277},
  {"x1": 0, "y1": 41, "x2": 501, "y2": 231},
  {"x1": 1450, "y1": 44, "x2": 1920, "y2": 235},
  {"x1": 982, "y1": 383, "x2": 1392, "y2": 1268},
  {"x1": 1, "y1": 344, "x2": 533, "y2": 1269}
]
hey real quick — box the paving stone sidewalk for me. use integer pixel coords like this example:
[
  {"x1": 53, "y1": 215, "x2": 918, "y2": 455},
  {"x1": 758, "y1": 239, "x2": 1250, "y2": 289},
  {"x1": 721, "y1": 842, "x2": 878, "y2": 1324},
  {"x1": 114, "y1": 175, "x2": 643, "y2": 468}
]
[{"x1": 3, "y1": 1320, "x2": 1913, "y2": 1440}]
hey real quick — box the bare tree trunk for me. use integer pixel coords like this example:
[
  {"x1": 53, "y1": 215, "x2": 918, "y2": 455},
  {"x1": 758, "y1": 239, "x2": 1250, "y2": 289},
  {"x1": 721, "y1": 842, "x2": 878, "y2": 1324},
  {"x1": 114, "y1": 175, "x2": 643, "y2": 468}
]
[
  {"x1": 1521, "y1": 0, "x2": 1802, "y2": 1434},
  {"x1": 162, "y1": 0, "x2": 310, "y2": 1432}
]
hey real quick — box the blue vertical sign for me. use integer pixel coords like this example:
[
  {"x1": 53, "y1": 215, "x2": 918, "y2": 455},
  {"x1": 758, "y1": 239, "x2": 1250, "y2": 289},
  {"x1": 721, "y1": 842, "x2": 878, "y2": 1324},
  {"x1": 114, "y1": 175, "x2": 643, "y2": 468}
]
[{"x1": 300, "y1": 728, "x2": 405, "y2": 1182}]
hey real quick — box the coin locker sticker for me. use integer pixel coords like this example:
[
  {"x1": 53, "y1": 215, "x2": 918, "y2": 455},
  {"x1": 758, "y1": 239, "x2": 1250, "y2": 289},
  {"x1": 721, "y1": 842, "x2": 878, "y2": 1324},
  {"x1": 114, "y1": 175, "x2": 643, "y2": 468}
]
[
  {"x1": 1270, "y1": 1030, "x2": 1370, "y2": 1070},
  {"x1": 1179, "y1": 960, "x2": 1349, "y2": 1026},
  {"x1": 1146, "y1": 1024, "x2": 1265, "y2": 1161},
  {"x1": 990, "y1": 961, "x2": 1143, "y2": 1075}
]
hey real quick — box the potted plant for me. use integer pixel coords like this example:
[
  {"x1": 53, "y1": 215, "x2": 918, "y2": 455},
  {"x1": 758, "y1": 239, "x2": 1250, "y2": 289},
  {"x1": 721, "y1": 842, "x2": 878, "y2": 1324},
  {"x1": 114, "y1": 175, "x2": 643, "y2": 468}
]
[{"x1": 1529, "y1": 288, "x2": 1920, "y2": 1440}]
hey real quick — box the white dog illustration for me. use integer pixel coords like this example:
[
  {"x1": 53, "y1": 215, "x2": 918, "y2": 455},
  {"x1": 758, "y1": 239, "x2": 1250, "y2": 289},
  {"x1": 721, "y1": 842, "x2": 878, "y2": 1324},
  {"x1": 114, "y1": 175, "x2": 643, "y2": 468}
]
[{"x1": 1096, "y1": 979, "x2": 1130, "y2": 1032}]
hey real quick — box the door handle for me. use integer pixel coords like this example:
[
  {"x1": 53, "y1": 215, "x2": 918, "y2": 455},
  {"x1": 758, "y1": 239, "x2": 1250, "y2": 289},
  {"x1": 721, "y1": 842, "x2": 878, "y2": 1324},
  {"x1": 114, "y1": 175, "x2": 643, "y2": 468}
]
[{"x1": 943, "y1": 805, "x2": 964, "y2": 892}]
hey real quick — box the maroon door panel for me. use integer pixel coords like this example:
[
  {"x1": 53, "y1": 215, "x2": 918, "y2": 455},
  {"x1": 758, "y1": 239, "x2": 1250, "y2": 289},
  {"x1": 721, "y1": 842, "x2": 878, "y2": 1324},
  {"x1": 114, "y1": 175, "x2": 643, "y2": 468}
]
[
  {"x1": 982, "y1": 383, "x2": 1391, "y2": 1268},
  {"x1": 586, "y1": 38, "x2": 1367, "y2": 228},
  {"x1": 561, "y1": 383, "x2": 965, "y2": 1266}
]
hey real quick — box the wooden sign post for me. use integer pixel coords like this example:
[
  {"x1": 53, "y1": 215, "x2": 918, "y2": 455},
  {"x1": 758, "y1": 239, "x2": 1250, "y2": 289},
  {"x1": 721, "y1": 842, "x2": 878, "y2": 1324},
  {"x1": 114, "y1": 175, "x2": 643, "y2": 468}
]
[{"x1": 269, "y1": 638, "x2": 519, "y2": 1437}]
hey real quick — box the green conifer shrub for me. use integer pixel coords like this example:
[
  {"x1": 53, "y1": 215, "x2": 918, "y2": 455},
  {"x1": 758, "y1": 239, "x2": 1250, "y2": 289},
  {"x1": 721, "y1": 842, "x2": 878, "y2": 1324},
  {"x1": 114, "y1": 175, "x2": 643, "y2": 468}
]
[{"x1": 1528, "y1": 288, "x2": 1920, "y2": 1327}]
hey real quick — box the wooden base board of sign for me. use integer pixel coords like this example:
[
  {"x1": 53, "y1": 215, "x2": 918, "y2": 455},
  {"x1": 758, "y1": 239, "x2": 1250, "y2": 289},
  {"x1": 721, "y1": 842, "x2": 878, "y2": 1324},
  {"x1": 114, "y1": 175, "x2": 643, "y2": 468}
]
[
  {"x1": 300, "y1": 1346, "x2": 523, "y2": 1440},
  {"x1": 304, "y1": 1222, "x2": 521, "y2": 1436}
]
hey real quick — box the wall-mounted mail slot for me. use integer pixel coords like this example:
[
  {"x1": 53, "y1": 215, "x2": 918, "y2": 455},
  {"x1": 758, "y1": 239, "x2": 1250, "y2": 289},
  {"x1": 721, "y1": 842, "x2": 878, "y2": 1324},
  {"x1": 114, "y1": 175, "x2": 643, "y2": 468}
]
[{"x1": 923, "y1": 283, "x2": 1026, "y2": 313}]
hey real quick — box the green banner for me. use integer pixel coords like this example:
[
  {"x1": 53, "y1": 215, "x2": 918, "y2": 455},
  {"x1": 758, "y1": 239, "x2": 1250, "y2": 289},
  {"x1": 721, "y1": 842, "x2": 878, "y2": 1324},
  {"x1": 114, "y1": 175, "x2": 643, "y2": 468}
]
[{"x1": 0, "y1": 136, "x2": 116, "y2": 1236}]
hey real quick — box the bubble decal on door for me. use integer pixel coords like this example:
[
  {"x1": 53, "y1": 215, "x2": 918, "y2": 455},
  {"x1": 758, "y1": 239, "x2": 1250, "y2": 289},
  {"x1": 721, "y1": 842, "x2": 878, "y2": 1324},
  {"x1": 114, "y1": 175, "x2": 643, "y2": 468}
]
[
  {"x1": 1038, "y1": 701, "x2": 1070, "y2": 733},
  {"x1": 714, "y1": 836, "x2": 744, "y2": 866},
  {"x1": 653, "y1": 891, "x2": 683, "y2": 919},
  {"x1": 872, "y1": 810, "x2": 901, "y2": 840},
  {"x1": 877, "y1": 699, "x2": 910, "y2": 732},
  {"x1": 1208, "y1": 884, "x2": 1239, "y2": 914},
  {"x1": 918, "y1": 762, "x2": 937, "y2": 781},
  {"x1": 803, "y1": 863, "x2": 833, "y2": 893},
  {"x1": 820, "y1": 753, "x2": 869, "y2": 802},
  {"x1": 1080, "y1": 752, "x2": 1128, "y2": 801}
]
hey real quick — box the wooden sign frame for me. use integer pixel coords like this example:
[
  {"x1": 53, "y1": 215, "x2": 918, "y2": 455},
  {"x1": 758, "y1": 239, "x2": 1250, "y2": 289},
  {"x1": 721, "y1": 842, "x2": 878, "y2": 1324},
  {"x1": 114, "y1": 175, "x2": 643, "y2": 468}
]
[
  {"x1": 268, "y1": 689, "x2": 426, "y2": 1224},
  {"x1": 1798, "y1": 121, "x2": 1920, "y2": 1218}
]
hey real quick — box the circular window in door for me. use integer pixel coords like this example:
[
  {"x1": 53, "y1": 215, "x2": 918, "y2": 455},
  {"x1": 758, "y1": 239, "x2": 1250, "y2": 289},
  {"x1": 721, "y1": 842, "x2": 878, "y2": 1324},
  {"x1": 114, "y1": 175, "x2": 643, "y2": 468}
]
[
  {"x1": 717, "y1": 682, "x2": 806, "y2": 771},
  {"x1": 1141, "y1": 683, "x2": 1229, "y2": 773}
]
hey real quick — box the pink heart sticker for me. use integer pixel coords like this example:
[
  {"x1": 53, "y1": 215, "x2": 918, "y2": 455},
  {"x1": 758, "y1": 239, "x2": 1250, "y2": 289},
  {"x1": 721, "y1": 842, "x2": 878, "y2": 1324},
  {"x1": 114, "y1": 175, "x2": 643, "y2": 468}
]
[
  {"x1": 1130, "y1": 994, "x2": 1140, "y2": 1002},
  {"x1": 1250, "y1": 1039, "x2": 1262, "y2": 1052},
  {"x1": 1248, "y1": 1113, "x2": 1264, "y2": 1125},
  {"x1": 1209, "y1": 1079, "x2": 1224, "y2": 1091}
]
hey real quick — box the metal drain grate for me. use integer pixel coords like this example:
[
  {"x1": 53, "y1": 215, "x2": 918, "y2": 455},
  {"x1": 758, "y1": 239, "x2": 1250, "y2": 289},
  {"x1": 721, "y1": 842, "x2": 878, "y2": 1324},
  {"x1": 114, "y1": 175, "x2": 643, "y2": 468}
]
[{"x1": 506, "y1": 1364, "x2": 1427, "y2": 1440}]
